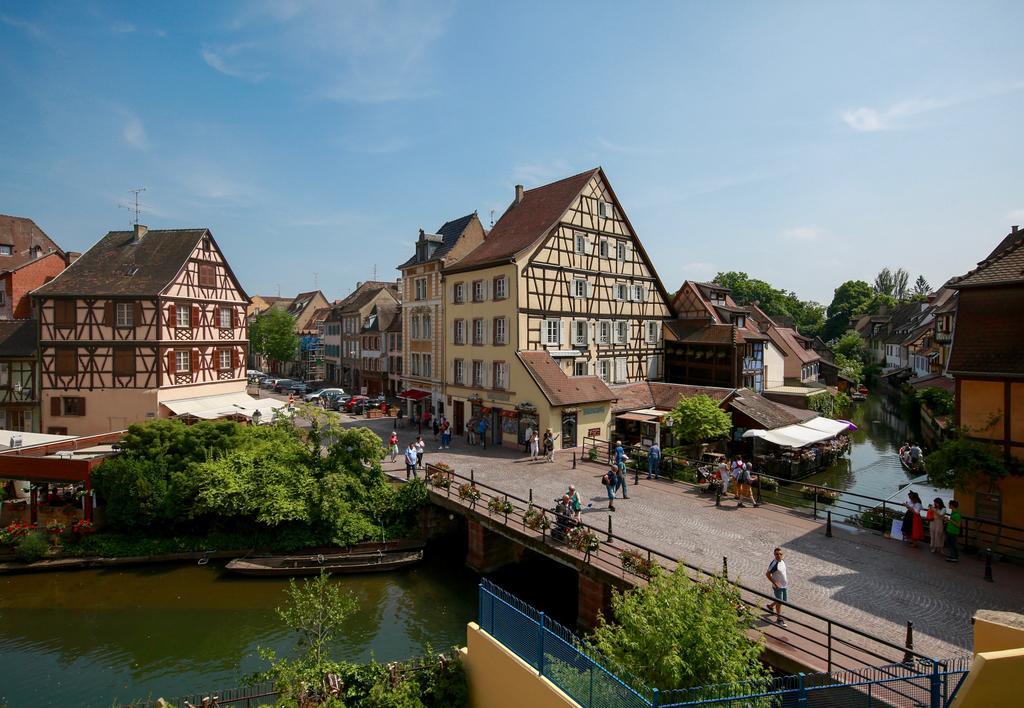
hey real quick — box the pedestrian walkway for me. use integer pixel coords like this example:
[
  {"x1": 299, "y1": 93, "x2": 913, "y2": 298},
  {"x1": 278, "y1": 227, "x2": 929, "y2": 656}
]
[{"x1": 351, "y1": 418, "x2": 1023, "y2": 660}]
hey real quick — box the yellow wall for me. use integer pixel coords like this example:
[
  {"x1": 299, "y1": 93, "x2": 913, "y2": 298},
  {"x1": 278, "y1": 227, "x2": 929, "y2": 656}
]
[
  {"x1": 463, "y1": 623, "x2": 578, "y2": 708},
  {"x1": 952, "y1": 611, "x2": 1024, "y2": 708},
  {"x1": 957, "y1": 475, "x2": 1024, "y2": 529},
  {"x1": 959, "y1": 380, "x2": 1004, "y2": 439},
  {"x1": 1011, "y1": 382, "x2": 1024, "y2": 444}
]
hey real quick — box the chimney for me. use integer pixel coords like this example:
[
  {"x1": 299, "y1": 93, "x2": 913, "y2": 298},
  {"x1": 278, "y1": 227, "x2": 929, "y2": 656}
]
[
  {"x1": 66, "y1": 251, "x2": 81, "y2": 265},
  {"x1": 419, "y1": 228, "x2": 425, "y2": 240},
  {"x1": 514, "y1": 184, "x2": 525, "y2": 204},
  {"x1": 133, "y1": 224, "x2": 148, "y2": 243},
  {"x1": 1013, "y1": 225, "x2": 1019, "y2": 234}
]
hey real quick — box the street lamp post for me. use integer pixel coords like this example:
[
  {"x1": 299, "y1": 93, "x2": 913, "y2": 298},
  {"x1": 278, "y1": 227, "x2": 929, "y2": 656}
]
[{"x1": 252, "y1": 409, "x2": 262, "y2": 427}]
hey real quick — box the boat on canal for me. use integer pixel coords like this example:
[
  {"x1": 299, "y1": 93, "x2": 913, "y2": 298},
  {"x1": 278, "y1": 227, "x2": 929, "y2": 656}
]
[{"x1": 225, "y1": 540, "x2": 425, "y2": 577}]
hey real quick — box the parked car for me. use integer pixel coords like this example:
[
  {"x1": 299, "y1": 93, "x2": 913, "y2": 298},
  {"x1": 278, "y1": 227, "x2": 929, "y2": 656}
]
[
  {"x1": 305, "y1": 387, "x2": 345, "y2": 403},
  {"x1": 272, "y1": 379, "x2": 297, "y2": 393},
  {"x1": 344, "y1": 395, "x2": 369, "y2": 412},
  {"x1": 352, "y1": 395, "x2": 387, "y2": 415},
  {"x1": 261, "y1": 377, "x2": 285, "y2": 389},
  {"x1": 280, "y1": 380, "x2": 309, "y2": 394},
  {"x1": 324, "y1": 392, "x2": 351, "y2": 411}
]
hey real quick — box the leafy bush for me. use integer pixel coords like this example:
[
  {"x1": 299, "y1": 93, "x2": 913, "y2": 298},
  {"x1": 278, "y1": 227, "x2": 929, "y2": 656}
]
[
  {"x1": 916, "y1": 387, "x2": 954, "y2": 417},
  {"x1": 925, "y1": 435, "x2": 1013, "y2": 489},
  {"x1": 15, "y1": 531, "x2": 50, "y2": 562},
  {"x1": 808, "y1": 391, "x2": 852, "y2": 417},
  {"x1": 665, "y1": 395, "x2": 732, "y2": 445}
]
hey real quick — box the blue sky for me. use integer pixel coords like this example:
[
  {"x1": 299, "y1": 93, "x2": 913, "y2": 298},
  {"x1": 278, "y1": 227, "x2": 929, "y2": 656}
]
[{"x1": 2, "y1": 1, "x2": 1023, "y2": 305}]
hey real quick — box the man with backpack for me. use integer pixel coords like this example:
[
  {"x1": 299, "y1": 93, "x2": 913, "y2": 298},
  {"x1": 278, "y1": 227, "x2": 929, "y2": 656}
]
[
  {"x1": 602, "y1": 467, "x2": 619, "y2": 511},
  {"x1": 647, "y1": 442, "x2": 661, "y2": 480},
  {"x1": 737, "y1": 463, "x2": 758, "y2": 508}
]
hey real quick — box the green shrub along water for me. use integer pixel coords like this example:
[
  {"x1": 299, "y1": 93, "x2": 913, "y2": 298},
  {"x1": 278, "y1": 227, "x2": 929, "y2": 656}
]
[{"x1": 81, "y1": 412, "x2": 428, "y2": 556}]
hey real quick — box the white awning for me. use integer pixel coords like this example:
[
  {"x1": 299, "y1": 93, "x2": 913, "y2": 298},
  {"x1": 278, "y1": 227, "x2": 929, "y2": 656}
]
[
  {"x1": 745, "y1": 417, "x2": 852, "y2": 448},
  {"x1": 162, "y1": 392, "x2": 286, "y2": 421}
]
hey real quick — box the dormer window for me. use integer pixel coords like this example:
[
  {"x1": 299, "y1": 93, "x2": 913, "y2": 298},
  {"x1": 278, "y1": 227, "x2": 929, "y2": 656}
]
[
  {"x1": 734, "y1": 315, "x2": 745, "y2": 328},
  {"x1": 0, "y1": 245, "x2": 12, "y2": 256}
]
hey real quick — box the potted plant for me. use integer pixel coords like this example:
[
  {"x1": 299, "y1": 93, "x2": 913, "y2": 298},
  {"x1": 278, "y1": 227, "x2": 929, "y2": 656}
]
[
  {"x1": 487, "y1": 497, "x2": 514, "y2": 515},
  {"x1": 458, "y1": 483, "x2": 481, "y2": 504},
  {"x1": 619, "y1": 549, "x2": 659, "y2": 579},
  {"x1": 428, "y1": 471, "x2": 451, "y2": 489},
  {"x1": 71, "y1": 519, "x2": 95, "y2": 537},
  {"x1": 566, "y1": 526, "x2": 599, "y2": 553},
  {"x1": 524, "y1": 507, "x2": 550, "y2": 531}
]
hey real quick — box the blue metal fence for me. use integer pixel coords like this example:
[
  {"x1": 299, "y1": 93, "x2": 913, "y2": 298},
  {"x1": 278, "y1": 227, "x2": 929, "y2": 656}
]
[{"x1": 477, "y1": 580, "x2": 971, "y2": 708}]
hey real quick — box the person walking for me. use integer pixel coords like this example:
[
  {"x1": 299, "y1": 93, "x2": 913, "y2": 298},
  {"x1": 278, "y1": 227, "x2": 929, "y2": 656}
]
[
  {"x1": 467, "y1": 418, "x2": 476, "y2": 446},
  {"x1": 602, "y1": 466, "x2": 618, "y2": 511},
  {"x1": 737, "y1": 463, "x2": 758, "y2": 508},
  {"x1": 415, "y1": 435, "x2": 425, "y2": 470},
  {"x1": 438, "y1": 420, "x2": 451, "y2": 449},
  {"x1": 927, "y1": 498, "x2": 946, "y2": 553},
  {"x1": 477, "y1": 417, "x2": 489, "y2": 449},
  {"x1": 615, "y1": 464, "x2": 629, "y2": 499},
  {"x1": 404, "y1": 442, "x2": 418, "y2": 479},
  {"x1": 567, "y1": 485, "x2": 582, "y2": 521},
  {"x1": 717, "y1": 461, "x2": 731, "y2": 498},
  {"x1": 388, "y1": 431, "x2": 399, "y2": 463},
  {"x1": 647, "y1": 442, "x2": 661, "y2": 480},
  {"x1": 524, "y1": 424, "x2": 533, "y2": 455},
  {"x1": 945, "y1": 500, "x2": 962, "y2": 562},
  {"x1": 432, "y1": 416, "x2": 440, "y2": 438},
  {"x1": 543, "y1": 429, "x2": 555, "y2": 462},
  {"x1": 614, "y1": 440, "x2": 625, "y2": 469},
  {"x1": 530, "y1": 430, "x2": 540, "y2": 461},
  {"x1": 765, "y1": 547, "x2": 788, "y2": 627},
  {"x1": 730, "y1": 456, "x2": 744, "y2": 500}
]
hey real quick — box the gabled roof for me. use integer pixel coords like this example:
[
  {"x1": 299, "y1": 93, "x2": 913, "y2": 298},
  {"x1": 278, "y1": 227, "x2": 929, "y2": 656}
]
[
  {"x1": 448, "y1": 169, "x2": 599, "y2": 272},
  {"x1": 767, "y1": 326, "x2": 820, "y2": 364},
  {"x1": 33, "y1": 228, "x2": 212, "y2": 297},
  {"x1": 286, "y1": 291, "x2": 323, "y2": 318},
  {"x1": 384, "y1": 307, "x2": 402, "y2": 333},
  {"x1": 728, "y1": 388, "x2": 817, "y2": 429},
  {"x1": 329, "y1": 281, "x2": 400, "y2": 319},
  {"x1": 0, "y1": 215, "x2": 66, "y2": 274},
  {"x1": 517, "y1": 351, "x2": 615, "y2": 406},
  {"x1": 398, "y1": 213, "x2": 479, "y2": 269},
  {"x1": 608, "y1": 381, "x2": 735, "y2": 413},
  {"x1": 950, "y1": 228, "x2": 1024, "y2": 289},
  {"x1": 0, "y1": 319, "x2": 37, "y2": 358}
]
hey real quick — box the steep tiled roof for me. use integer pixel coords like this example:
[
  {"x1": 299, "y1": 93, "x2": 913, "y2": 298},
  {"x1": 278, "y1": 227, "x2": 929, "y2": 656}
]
[
  {"x1": 517, "y1": 351, "x2": 615, "y2": 406},
  {"x1": 286, "y1": 291, "x2": 323, "y2": 318},
  {"x1": 384, "y1": 307, "x2": 402, "y2": 332},
  {"x1": 398, "y1": 213, "x2": 478, "y2": 269},
  {"x1": 728, "y1": 388, "x2": 816, "y2": 429},
  {"x1": 0, "y1": 319, "x2": 37, "y2": 358},
  {"x1": 950, "y1": 229, "x2": 1024, "y2": 289},
  {"x1": 329, "y1": 281, "x2": 399, "y2": 319},
  {"x1": 33, "y1": 228, "x2": 207, "y2": 297},
  {"x1": 449, "y1": 169, "x2": 599, "y2": 272},
  {"x1": 948, "y1": 286, "x2": 1024, "y2": 376},
  {"x1": 608, "y1": 381, "x2": 734, "y2": 413},
  {"x1": 665, "y1": 320, "x2": 736, "y2": 345},
  {"x1": 767, "y1": 326, "x2": 820, "y2": 364},
  {"x1": 0, "y1": 215, "x2": 65, "y2": 273}
]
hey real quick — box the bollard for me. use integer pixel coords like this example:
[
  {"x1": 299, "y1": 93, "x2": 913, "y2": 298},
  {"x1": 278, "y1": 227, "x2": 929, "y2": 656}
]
[
  {"x1": 529, "y1": 488, "x2": 533, "y2": 505},
  {"x1": 634, "y1": 456, "x2": 639, "y2": 486},
  {"x1": 607, "y1": 516, "x2": 613, "y2": 542},
  {"x1": 826, "y1": 510, "x2": 833, "y2": 538},
  {"x1": 903, "y1": 621, "x2": 915, "y2": 665},
  {"x1": 756, "y1": 476, "x2": 762, "y2": 504},
  {"x1": 985, "y1": 548, "x2": 993, "y2": 582},
  {"x1": 722, "y1": 556, "x2": 728, "y2": 580},
  {"x1": 716, "y1": 489, "x2": 721, "y2": 507},
  {"x1": 573, "y1": 452, "x2": 577, "y2": 469},
  {"x1": 471, "y1": 469, "x2": 474, "y2": 484}
]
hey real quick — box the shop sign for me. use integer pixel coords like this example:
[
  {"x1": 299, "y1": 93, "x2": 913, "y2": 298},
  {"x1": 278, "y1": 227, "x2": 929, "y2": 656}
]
[
  {"x1": 480, "y1": 407, "x2": 492, "y2": 414},
  {"x1": 516, "y1": 402, "x2": 538, "y2": 413},
  {"x1": 500, "y1": 410, "x2": 518, "y2": 418},
  {"x1": 582, "y1": 406, "x2": 603, "y2": 415},
  {"x1": 588, "y1": 427, "x2": 601, "y2": 437}
]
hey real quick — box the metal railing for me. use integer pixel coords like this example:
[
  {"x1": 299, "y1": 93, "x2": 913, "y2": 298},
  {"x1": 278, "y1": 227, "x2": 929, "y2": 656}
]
[
  {"x1": 478, "y1": 580, "x2": 971, "y2": 708},
  {"x1": 147, "y1": 681, "x2": 278, "y2": 707},
  {"x1": 579, "y1": 436, "x2": 1024, "y2": 564},
  {"x1": 425, "y1": 463, "x2": 941, "y2": 673}
]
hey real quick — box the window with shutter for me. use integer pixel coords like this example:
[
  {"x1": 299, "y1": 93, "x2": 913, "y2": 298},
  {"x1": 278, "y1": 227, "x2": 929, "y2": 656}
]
[
  {"x1": 55, "y1": 348, "x2": 77, "y2": 376},
  {"x1": 574, "y1": 232, "x2": 587, "y2": 255},
  {"x1": 176, "y1": 304, "x2": 190, "y2": 329},
  {"x1": 50, "y1": 397, "x2": 61, "y2": 417},
  {"x1": 115, "y1": 302, "x2": 133, "y2": 327},
  {"x1": 190, "y1": 349, "x2": 199, "y2": 373},
  {"x1": 103, "y1": 302, "x2": 114, "y2": 327},
  {"x1": 615, "y1": 357, "x2": 627, "y2": 383},
  {"x1": 199, "y1": 264, "x2": 216, "y2": 288},
  {"x1": 113, "y1": 347, "x2": 136, "y2": 377},
  {"x1": 54, "y1": 300, "x2": 76, "y2": 327},
  {"x1": 191, "y1": 305, "x2": 200, "y2": 330}
]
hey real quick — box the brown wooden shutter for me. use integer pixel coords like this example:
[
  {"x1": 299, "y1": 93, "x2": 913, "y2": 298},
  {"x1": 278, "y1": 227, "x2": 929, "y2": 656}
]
[
  {"x1": 79, "y1": 397, "x2": 86, "y2": 416},
  {"x1": 232, "y1": 348, "x2": 239, "y2": 369},
  {"x1": 191, "y1": 349, "x2": 199, "y2": 373},
  {"x1": 167, "y1": 350, "x2": 176, "y2": 374},
  {"x1": 232, "y1": 307, "x2": 239, "y2": 328},
  {"x1": 134, "y1": 302, "x2": 143, "y2": 328},
  {"x1": 103, "y1": 302, "x2": 114, "y2": 326},
  {"x1": 167, "y1": 304, "x2": 176, "y2": 328},
  {"x1": 50, "y1": 397, "x2": 61, "y2": 417},
  {"x1": 192, "y1": 305, "x2": 200, "y2": 330}
]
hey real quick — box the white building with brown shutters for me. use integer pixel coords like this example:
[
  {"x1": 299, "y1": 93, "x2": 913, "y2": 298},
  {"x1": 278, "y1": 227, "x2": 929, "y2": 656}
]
[{"x1": 32, "y1": 225, "x2": 250, "y2": 435}]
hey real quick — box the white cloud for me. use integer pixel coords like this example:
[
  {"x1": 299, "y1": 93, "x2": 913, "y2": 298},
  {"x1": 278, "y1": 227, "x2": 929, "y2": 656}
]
[
  {"x1": 841, "y1": 81, "x2": 1024, "y2": 132},
  {"x1": 212, "y1": 0, "x2": 454, "y2": 103},
  {"x1": 1007, "y1": 209, "x2": 1024, "y2": 221},
  {"x1": 0, "y1": 12, "x2": 45, "y2": 39},
  {"x1": 201, "y1": 45, "x2": 268, "y2": 83},
  {"x1": 781, "y1": 226, "x2": 823, "y2": 242},
  {"x1": 111, "y1": 21, "x2": 136, "y2": 34},
  {"x1": 511, "y1": 159, "x2": 577, "y2": 187},
  {"x1": 121, "y1": 112, "x2": 148, "y2": 150}
]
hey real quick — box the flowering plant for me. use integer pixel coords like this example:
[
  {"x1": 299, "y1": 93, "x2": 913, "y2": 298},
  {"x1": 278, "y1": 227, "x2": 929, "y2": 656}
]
[
  {"x1": 619, "y1": 549, "x2": 659, "y2": 579},
  {"x1": 487, "y1": 497, "x2": 514, "y2": 515},
  {"x1": 458, "y1": 483, "x2": 481, "y2": 503},
  {"x1": 0, "y1": 521, "x2": 36, "y2": 547},
  {"x1": 45, "y1": 519, "x2": 67, "y2": 535},
  {"x1": 566, "y1": 526, "x2": 600, "y2": 553},
  {"x1": 428, "y1": 471, "x2": 451, "y2": 489},
  {"x1": 524, "y1": 507, "x2": 550, "y2": 531},
  {"x1": 71, "y1": 519, "x2": 96, "y2": 535}
]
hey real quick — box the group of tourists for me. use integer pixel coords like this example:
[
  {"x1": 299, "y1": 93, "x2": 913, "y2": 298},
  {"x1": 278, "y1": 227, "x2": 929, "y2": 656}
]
[
  {"x1": 392, "y1": 433, "x2": 427, "y2": 479},
  {"x1": 466, "y1": 417, "x2": 489, "y2": 448},
  {"x1": 524, "y1": 425, "x2": 557, "y2": 462},
  {"x1": 902, "y1": 492, "x2": 962, "y2": 561},
  {"x1": 714, "y1": 456, "x2": 758, "y2": 508},
  {"x1": 898, "y1": 441, "x2": 925, "y2": 471}
]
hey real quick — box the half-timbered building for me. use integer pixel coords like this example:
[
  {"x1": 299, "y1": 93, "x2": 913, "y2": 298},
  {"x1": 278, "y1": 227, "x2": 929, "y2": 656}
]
[
  {"x1": 442, "y1": 168, "x2": 673, "y2": 448},
  {"x1": 32, "y1": 225, "x2": 249, "y2": 435},
  {"x1": 0, "y1": 320, "x2": 40, "y2": 432},
  {"x1": 0, "y1": 214, "x2": 69, "y2": 320}
]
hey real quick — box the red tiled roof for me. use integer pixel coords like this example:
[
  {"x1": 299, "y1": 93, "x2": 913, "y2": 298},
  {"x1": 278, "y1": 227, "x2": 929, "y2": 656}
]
[
  {"x1": 448, "y1": 169, "x2": 599, "y2": 272},
  {"x1": 0, "y1": 215, "x2": 65, "y2": 273},
  {"x1": 728, "y1": 389, "x2": 816, "y2": 429},
  {"x1": 951, "y1": 229, "x2": 1024, "y2": 289},
  {"x1": 517, "y1": 351, "x2": 615, "y2": 406},
  {"x1": 608, "y1": 381, "x2": 734, "y2": 413},
  {"x1": 767, "y1": 326, "x2": 820, "y2": 365},
  {"x1": 948, "y1": 287, "x2": 1024, "y2": 376}
]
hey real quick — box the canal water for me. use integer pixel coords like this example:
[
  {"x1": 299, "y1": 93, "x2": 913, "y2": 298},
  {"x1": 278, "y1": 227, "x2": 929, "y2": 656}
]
[
  {"x1": 0, "y1": 544, "x2": 480, "y2": 707},
  {"x1": 800, "y1": 393, "x2": 920, "y2": 501}
]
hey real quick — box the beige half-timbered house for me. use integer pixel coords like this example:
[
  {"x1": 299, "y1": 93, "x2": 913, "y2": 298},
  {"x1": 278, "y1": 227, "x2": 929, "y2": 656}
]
[
  {"x1": 442, "y1": 168, "x2": 674, "y2": 449},
  {"x1": 33, "y1": 225, "x2": 249, "y2": 435}
]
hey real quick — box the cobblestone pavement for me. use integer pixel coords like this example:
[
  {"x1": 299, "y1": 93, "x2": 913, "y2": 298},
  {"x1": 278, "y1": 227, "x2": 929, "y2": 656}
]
[{"x1": 347, "y1": 417, "x2": 1024, "y2": 660}]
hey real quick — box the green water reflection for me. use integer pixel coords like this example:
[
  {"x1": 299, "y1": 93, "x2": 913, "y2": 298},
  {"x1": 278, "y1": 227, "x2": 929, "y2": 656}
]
[{"x1": 0, "y1": 550, "x2": 478, "y2": 707}]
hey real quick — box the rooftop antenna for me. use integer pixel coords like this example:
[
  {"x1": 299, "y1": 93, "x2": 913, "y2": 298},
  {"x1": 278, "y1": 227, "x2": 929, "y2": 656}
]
[
  {"x1": 313, "y1": 272, "x2": 318, "y2": 289},
  {"x1": 490, "y1": 209, "x2": 495, "y2": 227},
  {"x1": 276, "y1": 283, "x2": 281, "y2": 298},
  {"x1": 372, "y1": 264, "x2": 377, "y2": 281},
  {"x1": 118, "y1": 187, "x2": 147, "y2": 226}
]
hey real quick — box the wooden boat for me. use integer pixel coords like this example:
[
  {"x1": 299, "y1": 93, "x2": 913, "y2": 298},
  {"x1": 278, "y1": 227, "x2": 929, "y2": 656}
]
[
  {"x1": 225, "y1": 540, "x2": 424, "y2": 577},
  {"x1": 899, "y1": 453, "x2": 924, "y2": 475}
]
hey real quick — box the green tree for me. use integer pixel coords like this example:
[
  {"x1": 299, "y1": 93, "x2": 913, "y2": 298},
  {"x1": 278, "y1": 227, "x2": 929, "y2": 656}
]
[
  {"x1": 924, "y1": 434, "x2": 1013, "y2": 489},
  {"x1": 892, "y1": 268, "x2": 910, "y2": 301},
  {"x1": 590, "y1": 568, "x2": 769, "y2": 691},
  {"x1": 666, "y1": 395, "x2": 732, "y2": 445},
  {"x1": 833, "y1": 332, "x2": 865, "y2": 360},
  {"x1": 834, "y1": 353, "x2": 863, "y2": 385},
  {"x1": 712, "y1": 271, "x2": 825, "y2": 337},
  {"x1": 250, "y1": 308, "x2": 299, "y2": 363},
  {"x1": 824, "y1": 280, "x2": 873, "y2": 340},
  {"x1": 873, "y1": 268, "x2": 894, "y2": 296},
  {"x1": 916, "y1": 387, "x2": 953, "y2": 417},
  {"x1": 855, "y1": 292, "x2": 898, "y2": 317},
  {"x1": 808, "y1": 390, "x2": 852, "y2": 417},
  {"x1": 913, "y1": 275, "x2": 931, "y2": 297}
]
